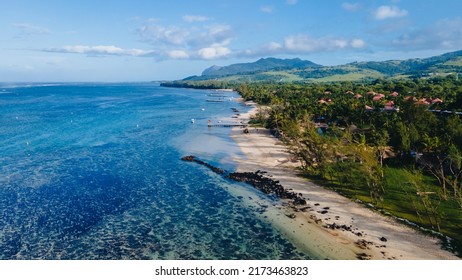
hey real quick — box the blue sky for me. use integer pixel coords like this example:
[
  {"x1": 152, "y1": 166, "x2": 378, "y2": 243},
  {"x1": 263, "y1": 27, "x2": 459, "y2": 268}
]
[{"x1": 1, "y1": 0, "x2": 462, "y2": 82}]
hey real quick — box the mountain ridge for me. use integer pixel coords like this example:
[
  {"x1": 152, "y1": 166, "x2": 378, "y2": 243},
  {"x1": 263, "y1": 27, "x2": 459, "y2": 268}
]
[
  {"x1": 201, "y1": 57, "x2": 321, "y2": 77},
  {"x1": 187, "y1": 50, "x2": 462, "y2": 83}
]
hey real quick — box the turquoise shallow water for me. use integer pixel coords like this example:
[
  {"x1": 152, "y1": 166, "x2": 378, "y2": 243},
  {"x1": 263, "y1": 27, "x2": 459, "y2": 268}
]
[{"x1": 0, "y1": 83, "x2": 310, "y2": 260}]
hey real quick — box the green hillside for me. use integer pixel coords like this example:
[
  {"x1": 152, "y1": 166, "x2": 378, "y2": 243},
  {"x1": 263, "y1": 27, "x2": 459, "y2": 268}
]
[
  {"x1": 201, "y1": 57, "x2": 321, "y2": 77},
  {"x1": 180, "y1": 50, "x2": 462, "y2": 83},
  {"x1": 349, "y1": 50, "x2": 462, "y2": 76}
]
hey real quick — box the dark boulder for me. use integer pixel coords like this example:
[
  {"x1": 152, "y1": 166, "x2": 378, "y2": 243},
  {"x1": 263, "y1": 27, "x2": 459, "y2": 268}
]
[{"x1": 182, "y1": 155, "x2": 307, "y2": 206}]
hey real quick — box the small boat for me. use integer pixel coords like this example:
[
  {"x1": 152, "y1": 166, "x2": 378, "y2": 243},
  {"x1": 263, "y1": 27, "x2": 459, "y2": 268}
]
[{"x1": 191, "y1": 119, "x2": 195, "y2": 123}]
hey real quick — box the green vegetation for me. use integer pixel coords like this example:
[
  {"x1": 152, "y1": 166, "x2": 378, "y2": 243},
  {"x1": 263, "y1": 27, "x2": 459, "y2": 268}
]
[
  {"x1": 327, "y1": 166, "x2": 462, "y2": 241},
  {"x1": 162, "y1": 51, "x2": 462, "y2": 255},
  {"x1": 201, "y1": 57, "x2": 320, "y2": 77},
  {"x1": 308, "y1": 71, "x2": 383, "y2": 82},
  {"x1": 162, "y1": 74, "x2": 462, "y2": 256},
  {"x1": 234, "y1": 76, "x2": 462, "y2": 255},
  {"x1": 176, "y1": 50, "x2": 462, "y2": 83},
  {"x1": 444, "y1": 57, "x2": 462, "y2": 67}
]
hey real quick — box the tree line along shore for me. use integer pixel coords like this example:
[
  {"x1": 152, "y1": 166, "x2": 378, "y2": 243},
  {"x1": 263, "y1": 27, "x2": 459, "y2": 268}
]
[{"x1": 161, "y1": 75, "x2": 462, "y2": 257}]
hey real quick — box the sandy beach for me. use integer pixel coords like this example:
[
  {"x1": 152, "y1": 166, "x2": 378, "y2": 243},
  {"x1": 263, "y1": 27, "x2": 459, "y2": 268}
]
[{"x1": 229, "y1": 102, "x2": 459, "y2": 260}]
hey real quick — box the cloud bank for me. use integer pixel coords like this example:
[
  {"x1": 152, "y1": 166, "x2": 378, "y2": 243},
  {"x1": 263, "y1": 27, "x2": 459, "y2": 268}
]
[
  {"x1": 240, "y1": 35, "x2": 366, "y2": 58},
  {"x1": 374, "y1": 6, "x2": 408, "y2": 20},
  {"x1": 392, "y1": 18, "x2": 462, "y2": 51},
  {"x1": 284, "y1": 35, "x2": 365, "y2": 52},
  {"x1": 46, "y1": 45, "x2": 155, "y2": 56},
  {"x1": 182, "y1": 15, "x2": 211, "y2": 23}
]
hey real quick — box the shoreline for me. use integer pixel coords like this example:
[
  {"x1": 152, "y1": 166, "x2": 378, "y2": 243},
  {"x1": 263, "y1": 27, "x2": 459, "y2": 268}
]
[{"x1": 228, "y1": 102, "x2": 459, "y2": 260}]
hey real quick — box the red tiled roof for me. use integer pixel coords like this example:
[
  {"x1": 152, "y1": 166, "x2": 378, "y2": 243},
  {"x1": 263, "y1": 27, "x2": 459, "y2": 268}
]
[
  {"x1": 416, "y1": 99, "x2": 430, "y2": 105},
  {"x1": 372, "y1": 94, "x2": 385, "y2": 101},
  {"x1": 385, "y1": 101, "x2": 394, "y2": 106}
]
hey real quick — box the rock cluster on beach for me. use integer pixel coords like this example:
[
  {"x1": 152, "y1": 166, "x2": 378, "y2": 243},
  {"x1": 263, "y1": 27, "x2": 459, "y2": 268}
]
[
  {"x1": 181, "y1": 155, "x2": 399, "y2": 260},
  {"x1": 228, "y1": 171, "x2": 307, "y2": 206},
  {"x1": 183, "y1": 153, "x2": 458, "y2": 261},
  {"x1": 181, "y1": 155, "x2": 225, "y2": 175},
  {"x1": 181, "y1": 155, "x2": 306, "y2": 206}
]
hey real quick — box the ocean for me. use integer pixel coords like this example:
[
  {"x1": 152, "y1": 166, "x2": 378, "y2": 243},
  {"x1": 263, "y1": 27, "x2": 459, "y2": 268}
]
[{"x1": 0, "y1": 83, "x2": 310, "y2": 260}]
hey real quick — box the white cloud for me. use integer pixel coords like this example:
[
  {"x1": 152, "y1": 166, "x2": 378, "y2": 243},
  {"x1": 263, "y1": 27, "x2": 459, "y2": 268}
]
[
  {"x1": 284, "y1": 35, "x2": 366, "y2": 53},
  {"x1": 47, "y1": 45, "x2": 154, "y2": 56},
  {"x1": 286, "y1": 0, "x2": 298, "y2": 5},
  {"x1": 239, "y1": 41, "x2": 283, "y2": 57},
  {"x1": 351, "y1": 39, "x2": 366, "y2": 48},
  {"x1": 342, "y1": 2, "x2": 361, "y2": 12},
  {"x1": 207, "y1": 25, "x2": 232, "y2": 38},
  {"x1": 167, "y1": 50, "x2": 190, "y2": 59},
  {"x1": 182, "y1": 15, "x2": 211, "y2": 23},
  {"x1": 135, "y1": 21, "x2": 234, "y2": 60},
  {"x1": 268, "y1": 42, "x2": 283, "y2": 51},
  {"x1": 197, "y1": 44, "x2": 231, "y2": 59},
  {"x1": 392, "y1": 18, "x2": 462, "y2": 51},
  {"x1": 239, "y1": 34, "x2": 366, "y2": 58},
  {"x1": 138, "y1": 25, "x2": 189, "y2": 45},
  {"x1": 138, "y1": 23, "x2": 233, "y2": 49},
  {"x1": 260, "y1": 6, "x2": 273, "y2": 14},
  {"x1": 374, "y1": 5, "x2": 408, "y2": 20},
  {"x1": 238, "y1": 42, "x2": 283, "y2": 57},
  {"x1": 285, "y1": 35, "x2": 317, "y2": 52},
  {"x1": 42, "y1": 14, "x2": 369, "y2": 62},
  {"x1": 46, "y1": 43, "x2": 233, "y2": 61}
]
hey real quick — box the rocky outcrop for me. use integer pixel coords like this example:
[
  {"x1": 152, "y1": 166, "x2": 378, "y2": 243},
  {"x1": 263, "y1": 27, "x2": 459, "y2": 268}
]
[
  {"x1": 181, "y1": 155, "x2": 306, "y2": 206},
  {"x1": 228, "y1": 171, "x2": 306, "y2": 206},
  {"x1": 181, "y1": 155, "x2": 225, "y2": 175}
]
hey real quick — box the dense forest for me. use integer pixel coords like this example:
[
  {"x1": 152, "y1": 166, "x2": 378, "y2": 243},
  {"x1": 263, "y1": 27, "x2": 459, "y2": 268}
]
[{"x1": 162, "y1": 75, "x2": 462, "y2": 255}]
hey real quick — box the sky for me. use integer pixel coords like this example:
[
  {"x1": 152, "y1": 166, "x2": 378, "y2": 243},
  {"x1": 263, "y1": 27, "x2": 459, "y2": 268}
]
[{"x1": 1, "y1": 0, "x2": 462, "y2": 82}]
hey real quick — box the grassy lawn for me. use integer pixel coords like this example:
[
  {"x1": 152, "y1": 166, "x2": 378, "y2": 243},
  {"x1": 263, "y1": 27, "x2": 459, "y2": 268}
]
[
  {"x1": 261, "y1": 71, "x2": 303, "y2": 82},
  {"x1": 311, "y1": 165, "x2": 462, "y2": 256},
  {"x1": 381, "y1": 167, "x2": 462, "y2": 252},
  {"x1": 443, "y1": 57, "x2": 462, "y2": 66},
  {"x1": 310, "y1": 70, "x2": 384, "y2": 82}
]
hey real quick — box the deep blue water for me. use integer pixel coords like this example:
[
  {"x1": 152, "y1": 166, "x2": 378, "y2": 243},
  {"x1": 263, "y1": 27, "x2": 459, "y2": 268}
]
[{"x1": 0, "y1": 83, "x2": 310, "y2": 260}]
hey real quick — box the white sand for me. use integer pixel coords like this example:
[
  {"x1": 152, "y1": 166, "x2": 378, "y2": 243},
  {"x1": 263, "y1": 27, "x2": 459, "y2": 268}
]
[{"x1": 229, "y1": 104, "x2": 459, "y2": 260}]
